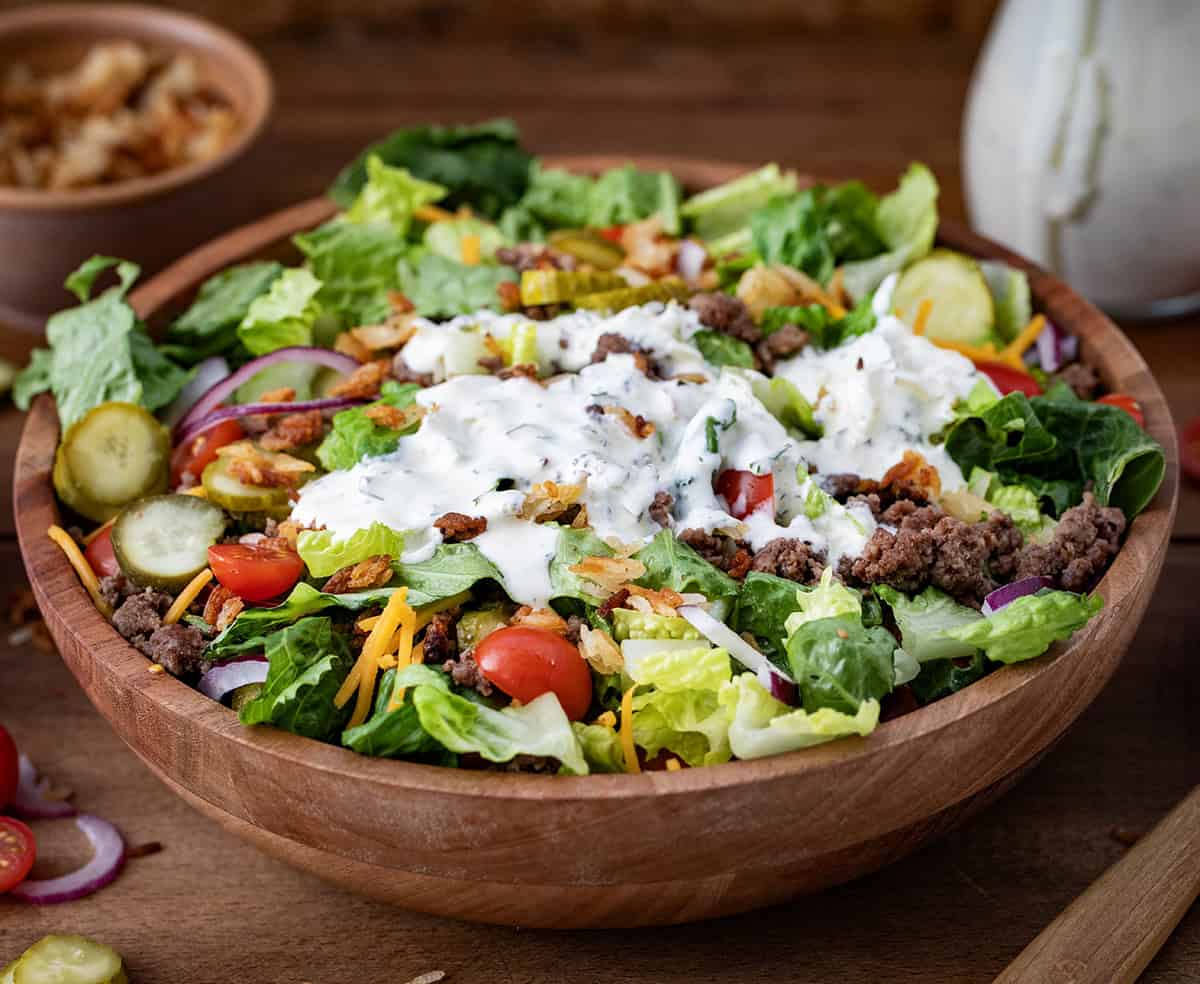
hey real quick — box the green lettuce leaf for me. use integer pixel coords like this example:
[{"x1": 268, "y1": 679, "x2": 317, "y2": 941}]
[
  {"x1": 413, "y1": 687, "x2": 588, "y2": 774},
  {"x1": 587, "y1": 165, "x2": 682, "y2": 235},
  {"x1": 236, "y1": 267, "x2": 324, "y2": 356},
  {"x1": 720, "y1": 673, "x2": 879, "y2": 759},
  {"x1": 316, "y1": 380, "x2": 421, "y2": 471},
  {"x1": 980, "y1": 260, "x2": 1032, "y2": 344},
  {"x1": 945, "y1": 590, "x2": 1103, "y2": 664},
  {"x1": 547, "y1": 526, "x2": 614, "y2": 607},
  {"x1": 341, "y1": 663, "x2": 456, "y2": 759},
  {"x1": 297, "y1": 522, "x2": 406, "y2": 578},
  {"x1": 874, "y1": 585, "x2": 981, "y2": 663},
  {"x1": 783, "y1": 568, "x2": 862, "y2": 637},
  {"x1": 238, "y1": 617, "x2": 352, "y2": 741},
  {"x1": 397, "y1": 252, "x2": 517, "y2": 318},
  {"x1": 572, "y1": 722, "x2": 627, "y2": 773},
  {"x1": 517, "y1": 163, "x2": 594, "y2": 229},
  {"x1": 634, "y1": 530, "x2": 740, "y2": 601},
  {"x1": 163, "y1": 261, "x2": 283, "y2": 362},
  {"x1": 632, "y1": 687, "x2": 732, "y2": 767},
  {"x1": 680, "y1": 163, "x2": 799, "y2": 246},
  {"x1": 15, "y1": 257, "x2": 188, "y2": 427},
  {"x1": 733, "y1": 571, "x2": 805, "y2": 660},
  {"x1": 750, "y1": 375, "x2": 822, "y2": 437},
  {"x1": 627, "y1": 645, "x2": 731, "y2": 693},
  {"x1": 909, "y1": 651, "x2": 989, "y2": 705},
  {"x1": 423, "y1": 216, "x2": 507, "y2": 264},
  {"x1": 840, "y1": 163, "x2": 940, "y2": 300},
  {"x1": 344, "y1": 156, "x2": 447, "y2": 234},
  {"x1": 294, "y1": 221, "x2": 410, "y2": 328},
  {"x1": 786, "y1": 614, "x2": 896, "y2": 715},
  {"x1": 693, "y1": 330, "x2": 756, "y2": 368},
  {"x1": 760, "y1": 291, "x2": 878, "y2": 351},
  {"x1": 611, "y1": 608, "x2": 700, "y2": 642},
  {"x1": 330, "y1": 119, "x2": 532, "y2": 220}
]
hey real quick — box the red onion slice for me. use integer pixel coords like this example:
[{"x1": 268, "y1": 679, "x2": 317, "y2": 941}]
[
  {"x1": 1035, "y1": 320, "x2": 1062, "y2": 373},
  {"x1": 162, "y1": 356, "x2": 230, "y2": 429},
  {"x1": 198, "y1": 656, "x2": 269, "y2": 703},
  {"x1": 12, "y1": 754, "x2": 76, "y2": 820},
  {"x1": 9, "y1": 814, "x2": 126, "y2": 905},
  {"x1": 176, "y1": 395, "x2": 367, "y2": 446},
  {"x1": 677, "y1": 239, "x2": 707, "y2": 282},
  {"x1": 758, "y1": 666, "x2": 799, "y2": 705},
  {"x1": 174, "y1": 346, "x2": 361, "y2": 437},
  {"x1": 982, "y1": 576, "x2": 1054, "y2": 616}
]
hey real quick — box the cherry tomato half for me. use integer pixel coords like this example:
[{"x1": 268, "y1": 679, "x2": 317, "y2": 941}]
[
  {"x1": 208, "y1": 542, "x2": 305, "y2": 603},
  {"x1": 715, "y1": 469, "x2": 775, "y2": 521},
  {"x1": 0, "y1": 816, "x2": 36, "y2": 894},
  {"x1": 170, "y1": 419, "x2": 245, "y2": 488},
  {"x1": 1097, "y1": 393, "x2": 1145, "y2": 428},
  {"x1": 474, "y1": 626, "x2": 593, "y2": 721},
  {"x1": 973, "y1": 360, "x2": 1042, "y2": 396},
  {"x1": 84, "y1": 526, "x2": 120, "y2": 579},
  {"x1": 0, "y1": 724, "x2": 18, "y2": 810},
  {"x1": 1182, "y1": 418, "x2": 1200, "y2": 485}
]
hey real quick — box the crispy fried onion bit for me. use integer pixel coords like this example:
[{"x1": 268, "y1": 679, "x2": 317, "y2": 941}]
[
  {"x1": 881, "y1": 449, "x2": 942, "y2": 500},
  {"x1": 578, "y1": 624, "x2": 623, "y2": 674},
  {"x1": 623, "y1": 584, "x2": 686, "y2": 617},
  {"x1": 599, "y1": 405, "x2": 655, "y2": 439},
  {"x1": 363, "y1": 402, "x2": 425, "y2": 430},
  {"x1": 510, "y1": 606, "x2": 569, "y2": 635},
  {"x1": 216, "y1": 441, "x2": 315, "y2": 487},
  {"x1": 517, "y1": 480, "x2": 588, "y2": 526},
  {"x1": 567, "y1": 555, "x2": 647, "y2": 596}
]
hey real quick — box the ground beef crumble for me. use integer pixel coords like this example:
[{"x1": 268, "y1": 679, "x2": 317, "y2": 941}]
[
  {"x1": 442, "y1": 651, "x2": 493, "y2": 696},
  {"x1": 111, "y1": 588, "x2": 207, "y2": 674},
  {"x1": 678, "y1": 528, "x2": 752, "y2": 580},
  {"x1": 495, "y1": 244, "x2": 577, "y2": 273},
  {"x1": 755, "y1": 323, "x2": 809, "y2": 372},
  {"x1": 1016, "y1": 492, "x2": 1125, "y2": 591},
  {"x1": 589, "y1": 332, "x2": 661, "y2": 378},
  {"x1": 421, "y1": 610, "x2": 459, "y2": 665},
  {"x1": 391, "y1": 353, "x2": 434, "y2": 388},
  {"x1": 648, "y1": 490, "x2": 675, "y2": 528},
  {"x1": 688, "y1": 292, "x2": 760, "y2": 343},
  {"x1": 1054, "y1": 362, "x2": 1101, "y2": 399},
  {"x1": 750, "y1": 538, "x2": 826, "y2": 585}
]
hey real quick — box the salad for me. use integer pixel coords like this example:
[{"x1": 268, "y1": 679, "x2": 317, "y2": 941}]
[{"x1": 18, "y1": 120, "x2": 1166, "y2": 776}]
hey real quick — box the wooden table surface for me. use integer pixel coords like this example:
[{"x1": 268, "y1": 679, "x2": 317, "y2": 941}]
[{"x1": 2, "y1": 24, "x2": 1199, "y2": 983}]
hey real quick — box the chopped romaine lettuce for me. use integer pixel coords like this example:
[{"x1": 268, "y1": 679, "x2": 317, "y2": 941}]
[
  {"x1": 572, "y1": 722, "x2": 627, "y2": 773},
  {"x1": 634, "y1": 529, "x2": 740, "y2": 601},
  {"x1": 316, "y1": 380, "x2": 421, "y2": 471},
  {"x1": 909, "y1": 651, "x2": 989, "y2": 705},
  {"x1": 297, "y1": 522, "x2": 406, "y2": 578},
  {"x1": 626, "y1": 645, "x2": 731, "y2": 693},
  {"x1": 733, "y1": 571, "x2": 805, "y2": 660},
  {"x1": 237, "y1": 267, "x2": 324, "y2": 356},
  {"x1": 398, "y1": 252, "x2": 517, "y2": 318},
  {"x1": 424, "y1": 216, "x2": 508, "y2": 264},
  {"x1": 945, "y1": 589, "x2": 1104, "y2": 664},
  {"x1": 680, "y1": 163, "x2": 799, "y2": 246},
  {"x1": 874, "y1": 586, "x2": 981, "y2": 663},
  {"x1": 294, "y1": 221, "x2": 410, "y2": 328},
  {"x1": 342, "y1": 664, "x2": 459, "y2": 760},
  {"x1": 979, "y1": 260, "x2": 1033, "y2": 344},
  {"x1": 163, "y1": 261, "x2": 283, "y2": 363},
  {"x1": 548, "y1": 526, "x2": 615, "y2": 607},
  {"x1": 760, "y1": 293, "x2": 877, "y2": 350},
  {"x1": 588, "y1": 165, "x2": 682, "y2": 235},
  {"x1": 611, "y1": 608, "x2": 701, "y2": 642},
  {"x1": 693, "y1": 330, "x2": 756, "y2": 368},
  {"x1": 632, "y1": 686, "x2": 732, "y2": 767},
  {"x1": 750, "y1": 375, "x2": 822, "y2": 438},
  {"x1": 786, "y1": 614, "x2": 896, "y2": 715},
  {"x1": 783, "y1": 568, "x2": 862, "y2": 637},
  {"x1": 518, "y1": 163, "x2": 594, "y2": 229},
  {"x1": 344, "y1": 156, "x2": 446, "y2": 234}
]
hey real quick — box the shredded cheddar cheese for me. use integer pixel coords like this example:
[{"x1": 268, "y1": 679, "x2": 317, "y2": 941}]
[
  {"x1": 926, "y1": 337, "x2": 1000, "y2": 363},
  {"x1": 1001, "y1": 313, "x2": 1046, "y2": 368},
  {"x1": 665, "y1": 758, "x2": 682, "y2": 772},
  {"x1": 47, "y1": 524, "x2": 113, "y2": 619},
  {"x1": 911, "y1": 298, "x2": 933, "y2": 337},
  {"x1": 163, "y1": 568, "x2": 213, "y2": 625},
  {"x1": 356, "y1": 591, "x2": 470, "y2": 635},
  {"x1": 337, "y1": 587, "x2": 410, "y2": 728},
  {"x1": 620, "y1": 685, "x2": 641, "y2": 775},
  {"x1": 460, "y1": 233, "x2": 482, "y2": 266},
  {"x1": 414, "y1": 204, "x2": 454, "y2": 223},
  {"x1": 385, "y1": 599, "x2": 418, "y2": 712},
  {"x1": 81, "y1": 516, "x2": 115, "y2": 546}
]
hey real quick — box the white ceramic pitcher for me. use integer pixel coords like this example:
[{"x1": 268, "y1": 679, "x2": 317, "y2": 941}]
[{"x1": 963, "y1": 0, "x2": 1200, "y2": 317}]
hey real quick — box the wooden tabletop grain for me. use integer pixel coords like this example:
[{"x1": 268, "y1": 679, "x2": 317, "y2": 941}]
[{"x1": 1, "y1": 23, "x2": 1199, "y2": 983}]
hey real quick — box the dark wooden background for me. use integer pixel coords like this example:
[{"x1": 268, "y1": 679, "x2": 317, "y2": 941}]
[{"x1": 2, "y1": 2, "x2": 1199, "y2": 981}]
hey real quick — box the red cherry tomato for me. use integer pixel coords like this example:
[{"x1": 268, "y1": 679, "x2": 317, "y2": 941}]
[
  {"x1": 1181, "y1": 418, "x2": 1200, "y2": 485},
  {"x1": 208, "y1": 542, "x2": 305, "y2": 603},
  {"x1": 84, "y1": 526, "x2": 120, "y2": 579},
  {"x1": 170, "y1": 419, "x2": 245, "y2": 487},
  {"x1": 474, "y1": 626, "x2": 593, "y2": 721},
  {"x1": 598, "y1": 225, "x2": 625, "y2": 243},
  {"x1": 0, "y1": 724, "x2": 18, "y2": 810},
  {"x1": 1096, "y1": 393, "x2": 1145, "y2": 428},
  {"x1": 0, "y1": 816, "x2": 36, "y2": 893},
  {"x1": 715, "y1": 469, "x2": 775, "y2": 520},
  {"x1": 973, "y1": 360, "x2": 1042, "y2": 396}
]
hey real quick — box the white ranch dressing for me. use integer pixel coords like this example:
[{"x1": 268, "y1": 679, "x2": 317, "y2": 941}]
[{"x1": 294, "y1": 302, "x2": 984, "y2": 605}]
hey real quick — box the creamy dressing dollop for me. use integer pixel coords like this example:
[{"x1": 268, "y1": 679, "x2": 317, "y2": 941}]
[{"x1": 292, "y1": 299, "x2": 984, "y2": 605}]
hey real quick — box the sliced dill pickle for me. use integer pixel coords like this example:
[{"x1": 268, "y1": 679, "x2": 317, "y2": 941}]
[
  {"x1": 572, "y1": 277, "x2": 691, "y2": 312},
  {"x1": 111, "y1": 494, "x2": 227, "y2": 590},
  {"x1": 519, "y1": 270, "x2": 626, "y2": 306},
  {"x1": 55, "y1": 402, "x2": 169, "y2": 522},
  {"x1": 201, "y1": 457, "x2": 291, "y2": 515},
  {"x1": 547, "y1": 230, "x2": 626, "y2": 270}
]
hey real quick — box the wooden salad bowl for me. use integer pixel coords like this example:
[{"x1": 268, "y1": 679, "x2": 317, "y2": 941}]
[{"x1": 14, "y1": 158, "x2": 1179, "y2": 928}]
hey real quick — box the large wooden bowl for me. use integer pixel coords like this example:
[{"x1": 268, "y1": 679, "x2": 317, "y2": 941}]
[{"x1": 14, "y1": 158, "x2": 1179, "y2": 928}]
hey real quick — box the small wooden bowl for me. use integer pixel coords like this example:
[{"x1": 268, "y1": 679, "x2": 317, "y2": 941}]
[
  {"x1": 0, "y1": 3, "x2": 273, "y2": 338},
  {"x1": 14, "y1": 158, "x2": 1179, "y2": 928}
]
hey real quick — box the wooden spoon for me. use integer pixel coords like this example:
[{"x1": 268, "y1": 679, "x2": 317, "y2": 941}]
[{"x1": 995, "y1": 786, "x2": 1200, "y2": 983}]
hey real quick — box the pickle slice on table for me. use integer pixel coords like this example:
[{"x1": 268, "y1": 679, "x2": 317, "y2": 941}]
[
  {"x1": 111, "y1": 493, "x2": 227, "y2": 590},
  {"x1": 54, "y1": 402, "x2": 169, "y2": 522},
  {"x1": 201, "y1": 456, "x2": 291, "y2": 516},
  {"x1": 572, "y1": 277, "x2": 691, "y2": 312},
  {"x1": 10, "y1": 935, "x2": 127, "y2": 984},
  {"x1": 518, "y1": 270, "x2": 626, "y2": 306}
]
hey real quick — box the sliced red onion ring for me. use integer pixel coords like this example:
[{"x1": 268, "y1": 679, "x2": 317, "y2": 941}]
[
  {"x1": 162, "y1": 356, "x2": 230, "y2": 429},
  {"x1": 677, "y1": 239, "x2": 707, "y2": 282},
  {"x1": 198, "y1": 656, "x2": 269, "y2": 703},
  {"x1": 760, "y1": 668, "x2": 799, "y2": 705},
  {"x1": 9, "y1": 814, "x2": 126, "y2": 905},
  {"x1": 176, "y1": 395, "x2": 367, "y2": 446},
  {"x1": 174, "y1": 346, "x2": 360, "y2": 437},
  {"x1": 982, "y1": 576, "x2": 1054, "y2": 616},
  {"x1": 1035, "y1": 320, "x2": 1063, "y2": 373},
  {"x1": 678, "y1": 605, "x2": 795, "y2": 684},
  {"x1": 12, "y1": 754, "x2": 76, "y2": 820}
]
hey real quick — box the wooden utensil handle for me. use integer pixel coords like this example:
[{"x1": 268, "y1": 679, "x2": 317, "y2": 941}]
[{"x1": 996, "y1": 786, "x2": 1200, "y2": 984}]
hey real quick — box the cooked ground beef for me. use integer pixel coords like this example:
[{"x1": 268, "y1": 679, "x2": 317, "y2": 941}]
[
  {"x1": 755, "y1": 323, "x2": 809, "y2": 372},
  {"x1": 143, "y1": 623, "x2": 209, "y2": 676},
  {"x1": 422, "y1": 610, "x2": 458, "y2": 665},
  {"x1": 1016, "y1": 492, "x2": 1125, "y2": 591},
  {"x1": 443, "y1": 652, "x2": 493, "y2": 696},
  {"x1": 750, "y1": 538, "x2": 825, "y2": 584},
  {"x1": 822, "y1": 473, "x2": 866, "y2": 502},
  {"x1": 434, "y1": 512, "x2": 488, "y2": 542},
  {"x1": 391, "y1": 354, "x2": 434, "y2": 388},
  {"x1": 844, "y1": 507, "x2": 1024, "y2": 606},
  {"x1": 564, "y1": 614, "x2": 584, "y2": 645},
  {"x1": 524, "y1": 303, "x2": 568, "y2": 321},
  {"x1": 589, "y1": 332, "x2": 660, "y2": 378},
  {"x1": 111, "y1": 589, "x2": 171, "y2": 641},
  {"x1": 688, "y1": 292, "x2": 761, "y2": 343},
  {"x1": 678, "y1": 528, "x2": 753, "y2": 579},
  {"x1": 1054, "y1": 362, "x2": 1100, "y2": 399},
  {"x1": 648, "y1": 490, "x2": 675, "y2": 527},
  {"x1": 99, "y1": 574, "x2": 136, "y2": 610},
  {"x1": 596, "y1": 587, "x2": 631, "y2": 621},
  {"x1": 494, "y1": 244, "x2": 577, "y2": 273}
]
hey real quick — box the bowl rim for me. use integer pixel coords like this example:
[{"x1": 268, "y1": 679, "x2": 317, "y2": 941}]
[
  {"x1": 0, "y1": 2, "x2": 273, "y2": 212},
  {"x1": 14, "y1": 155, "x2": 1180, "y2": 805}
]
